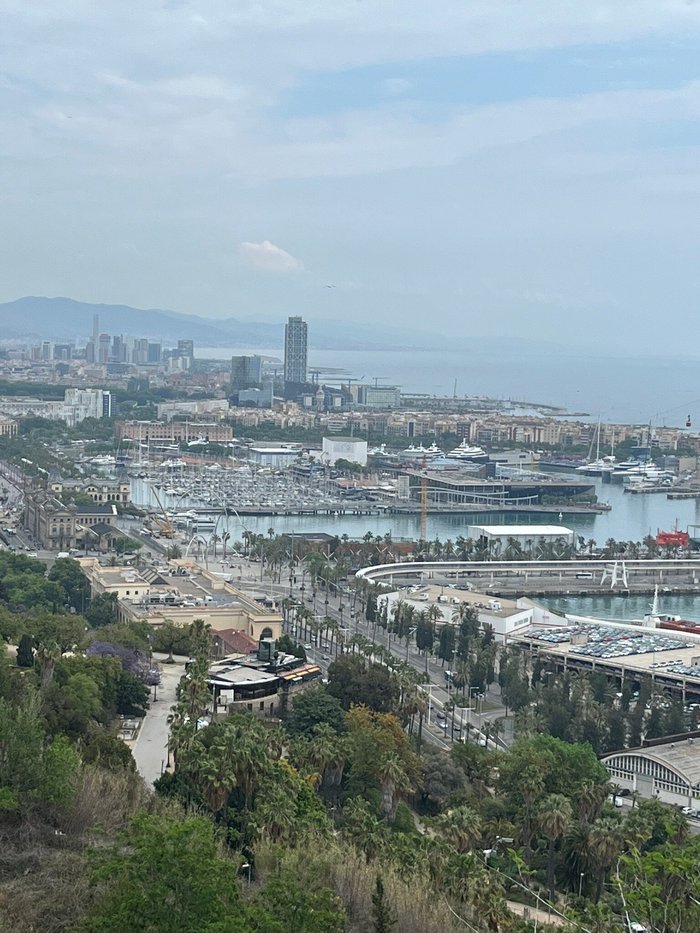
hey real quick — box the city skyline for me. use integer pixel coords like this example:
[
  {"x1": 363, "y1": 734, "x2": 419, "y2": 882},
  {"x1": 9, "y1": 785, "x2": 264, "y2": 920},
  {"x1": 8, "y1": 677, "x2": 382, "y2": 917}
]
[{"x1": 3, "y1": 4, "x2": 700, "y2": 355}]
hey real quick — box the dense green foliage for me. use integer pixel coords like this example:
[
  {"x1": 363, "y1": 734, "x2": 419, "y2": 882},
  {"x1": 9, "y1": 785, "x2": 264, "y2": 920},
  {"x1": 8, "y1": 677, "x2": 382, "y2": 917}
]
[{"x1": 2, "y1": 550, "x2": 700, "y2": 932}]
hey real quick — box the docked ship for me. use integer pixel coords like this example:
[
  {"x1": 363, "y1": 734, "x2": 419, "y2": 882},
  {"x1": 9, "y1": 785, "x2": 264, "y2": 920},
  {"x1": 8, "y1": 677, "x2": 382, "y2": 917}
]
[
  {"x1": 446, "y1": 439, "x2": 489, "y2": 463},
  {"x1": 397, "y1": 443, "x2": 444, "y2": 462}
]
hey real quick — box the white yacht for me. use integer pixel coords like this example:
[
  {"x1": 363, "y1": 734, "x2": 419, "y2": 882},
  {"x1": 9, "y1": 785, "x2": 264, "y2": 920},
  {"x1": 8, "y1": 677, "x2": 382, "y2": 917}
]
[
  {"x1": 446, "y1": 439, "x2": 489, "y2": 463},
  {"x1": 397, "y1": 443, "x2": 444, "y2": 461},
  {"x1": 90, "y1": 455, "x2": 116, "y2": 467}
]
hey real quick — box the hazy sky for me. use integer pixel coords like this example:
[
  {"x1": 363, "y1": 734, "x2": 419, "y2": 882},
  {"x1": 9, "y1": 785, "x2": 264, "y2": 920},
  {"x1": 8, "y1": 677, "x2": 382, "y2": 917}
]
[{"x1": 3, "y1": 1, "x2": 700, "y2": 353}]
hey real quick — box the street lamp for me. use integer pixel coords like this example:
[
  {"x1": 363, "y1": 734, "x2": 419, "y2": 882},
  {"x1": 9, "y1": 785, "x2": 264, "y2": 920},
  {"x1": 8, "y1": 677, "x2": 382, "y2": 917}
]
[
  {"x1": 240, "y1": 862, "x2": 252, "y2": 885},
  {"x1": 578, "y1": 872, "x2": 585, "y2": 898}
]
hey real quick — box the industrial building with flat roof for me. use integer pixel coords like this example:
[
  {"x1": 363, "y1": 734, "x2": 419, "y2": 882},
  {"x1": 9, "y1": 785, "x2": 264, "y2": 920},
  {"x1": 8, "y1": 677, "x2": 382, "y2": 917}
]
[
  {"x1": 602, "y1": 734, "x2": 700, "y2": 809},
  {"x1": 378, "y1": 583, "x2": 544, "y2": 642}
]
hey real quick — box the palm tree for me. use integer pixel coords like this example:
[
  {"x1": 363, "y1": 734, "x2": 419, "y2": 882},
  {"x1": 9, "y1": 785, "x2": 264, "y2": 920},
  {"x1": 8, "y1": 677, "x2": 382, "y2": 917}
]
[
  {"x1": 578, "y1": 781, "x2": 611, "y2": 826},
  {"x1": 167, "y1": 703, "x2": 196, "y2": 766},
  {"x1": 414, "y1": 690, "x2": 429, "y2": 750},
  {"x1": 377, "y1": 751, "x2": 410, "y2": 821},
  {"x1": 188, "y1": 741, "x2": 238, "y2": 814},
  {"x1": 588, "y1": 816, "x2": 624, "y2": 902},
  {"x1": 537, "y1": 793, "x2": 572, "y2": 900},
  {"x1": 250, "y1": 784, "x2": 296, "y2": 843},
  {"x1": 342, "y1": 796, "x2": 387, "y2": 863},
  {"x1": 35, "y1": 640, "x2": 61, "y2": 690},
  {"x1": 437, "y1": 805, "x2": 482, "y2": 854},
  {"x1": 519, "y1": 768, "x2": 545, "y2": 861}
]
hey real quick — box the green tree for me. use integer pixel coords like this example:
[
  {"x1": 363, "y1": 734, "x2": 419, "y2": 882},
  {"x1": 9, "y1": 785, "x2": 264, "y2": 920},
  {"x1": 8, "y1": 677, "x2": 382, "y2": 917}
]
[
  {"x1": 589, "y1": 816, "x2": 625, "y2": 902},
  {"x1": 537, "y1": 793, "x2": 573, "y2": 900},
  {"x1": 437, "y1": 625, "x2": 455, "y2": 666},
  {"x1": 16, "y1": 632, "x2": 34, "y2": 667},
  {"x1": 85, "y1": 592, "x2": 119, "y2": 628},
  {"x1": 31, "y1": 611, "x2": 86, "y2": 653},
  {"x1": 47, "y1": 557, "x2": 91, "y2": 612},
  {"x1": 437, "y1": 805, "x2": 482, "y2": 854},
  {"x1": 327, "y1": 655, "x2": 398, "y2": 713},
  {"x1": 0, "y1": 690, "x2": 79, "y2": 814},
  {"x1": 154, "y1": 619, "x2": 187, "y2": 663},
  {"x1": 115, "y1": 670, "x2": 150, "y2": 716},
  {"x1": 77, "y1": 815, "x2": 251, "y2": 933},
  {"x1": 287, "y1": 686, "x2": 346, "y2": 736},
  {"x1": 82, "y1": 728, "x2": 136, "y2": 772},
  {"x1": 371, "y1": 875, "x2": 397, "y2": 933},
  {"x1": 377, "y1": 751, "x2": 411, "y2": 821},
  {"x1": 44, "y1": 672, "x2": 103, "y2": 738}
]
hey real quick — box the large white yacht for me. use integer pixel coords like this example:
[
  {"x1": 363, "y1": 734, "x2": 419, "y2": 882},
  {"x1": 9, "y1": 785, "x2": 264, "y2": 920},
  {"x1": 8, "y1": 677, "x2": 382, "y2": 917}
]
[{"x1": 446, "y1": 439, "x2": 489, "y2": 463}]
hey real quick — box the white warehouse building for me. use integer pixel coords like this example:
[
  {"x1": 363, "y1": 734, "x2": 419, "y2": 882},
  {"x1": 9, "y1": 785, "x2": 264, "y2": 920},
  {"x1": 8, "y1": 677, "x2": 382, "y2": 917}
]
[
  {"x1": 466, "y1": 524, "x2": 576, "y2": 556},
  {"x1": 322, "y1": 436, "x2": 368, "y2": 467},
  {"x1": 378, "y1": 584, "x2": 538, "y2": 643}
]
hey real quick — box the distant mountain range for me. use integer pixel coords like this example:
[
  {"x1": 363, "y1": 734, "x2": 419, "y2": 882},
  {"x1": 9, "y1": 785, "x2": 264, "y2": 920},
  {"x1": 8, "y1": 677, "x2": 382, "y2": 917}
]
[{"x1": 0, "y1": 296, "x2": 441, "y2": 351}]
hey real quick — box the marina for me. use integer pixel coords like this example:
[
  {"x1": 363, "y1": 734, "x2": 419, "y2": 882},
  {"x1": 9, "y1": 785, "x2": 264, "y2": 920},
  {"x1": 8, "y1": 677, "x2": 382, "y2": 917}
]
[{"x1": 130, "y1": 465, "x2": 700, "y2": 545}]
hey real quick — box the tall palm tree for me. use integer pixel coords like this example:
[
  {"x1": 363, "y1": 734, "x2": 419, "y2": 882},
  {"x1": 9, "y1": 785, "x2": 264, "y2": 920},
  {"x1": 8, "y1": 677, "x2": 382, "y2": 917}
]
[
  {"x1": 588, "y1": 816, "x2": 624, "y2": 902},
  {"x1": 438, "y1": 805, "x2": 482, "y2": 854},
  {"x1": 537, "y1": 793, "x2": 573, "y2": 900},
  {"x1": 167, "y1": 703, "x2": 196, "y2": 766},
  {"x1": 35, "y1": 640, "x2": 61, "y2": 690},
  {"x1": 519, "y1": 768, "x2": 545, "y2": 861},
  {"x1": 377, "y1": 751, "x2": 410, "y2": 821},
  {"x1": 578, "y1": 781, "x2": 611, "y2": 826},
  {"x1": 188, "y1": 742, "x2": 237, "y2": 814}
]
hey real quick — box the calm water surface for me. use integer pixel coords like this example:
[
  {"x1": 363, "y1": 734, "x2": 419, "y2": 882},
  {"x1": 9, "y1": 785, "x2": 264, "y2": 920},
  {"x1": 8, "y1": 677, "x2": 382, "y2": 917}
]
[{"x1": 198, "y1": 345, "x2": 700, "y2": 425}]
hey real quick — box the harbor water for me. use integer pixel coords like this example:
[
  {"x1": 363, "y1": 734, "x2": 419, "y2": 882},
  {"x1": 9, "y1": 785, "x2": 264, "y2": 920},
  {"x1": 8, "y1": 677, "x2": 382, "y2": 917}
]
[
  {"x1": 130, "y1": 475, "x2": 700, "y2": 547},
  {"x1": 540, "y1": 593, "x2": 700, "y2": 625}
]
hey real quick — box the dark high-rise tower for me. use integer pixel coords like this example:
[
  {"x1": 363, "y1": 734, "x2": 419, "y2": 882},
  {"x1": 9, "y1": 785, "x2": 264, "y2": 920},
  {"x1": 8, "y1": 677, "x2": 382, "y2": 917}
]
[{"x1": 284, "y1": 316, "x2": 308, "y2": 386}]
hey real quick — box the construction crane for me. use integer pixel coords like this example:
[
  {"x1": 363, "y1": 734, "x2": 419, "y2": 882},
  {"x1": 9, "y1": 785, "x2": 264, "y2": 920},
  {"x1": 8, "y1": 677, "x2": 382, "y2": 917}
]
[{"x1": 148, "y1": 483, "x2": 175, "y2": 538}]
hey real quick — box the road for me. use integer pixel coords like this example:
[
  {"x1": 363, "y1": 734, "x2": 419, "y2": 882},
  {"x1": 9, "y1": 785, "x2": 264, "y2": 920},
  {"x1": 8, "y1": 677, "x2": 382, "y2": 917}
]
[
  {"x1": 131, "y1": 653, "x2": 186, "y2": 786},
  {"x1": 222, "y1": 553, "x2": 510, "y2": 751}
]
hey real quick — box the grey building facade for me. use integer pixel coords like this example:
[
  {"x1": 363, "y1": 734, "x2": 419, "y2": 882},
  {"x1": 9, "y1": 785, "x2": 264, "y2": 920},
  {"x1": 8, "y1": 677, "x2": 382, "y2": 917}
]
[{"x1": 284, "y1": 316, "x2": 308, "y2": 386}]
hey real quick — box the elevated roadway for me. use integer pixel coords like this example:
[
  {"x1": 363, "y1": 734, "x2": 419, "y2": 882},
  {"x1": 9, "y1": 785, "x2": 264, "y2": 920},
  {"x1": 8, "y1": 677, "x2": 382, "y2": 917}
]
[{"x1": 356, "y1": 558, "x2": 700, "y2": 596}]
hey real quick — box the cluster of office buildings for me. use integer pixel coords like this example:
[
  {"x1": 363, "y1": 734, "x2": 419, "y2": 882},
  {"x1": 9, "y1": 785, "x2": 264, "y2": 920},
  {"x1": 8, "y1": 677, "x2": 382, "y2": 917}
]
[
  {"x1": 229, "y1": 316, "x2": 401, "y2": 414},
  {"x1": 27, "y1": 314, "x2": 195, "y2": 373},
  {"x1": 0, "y1": 387, "x2": 113, "y2": 427}
]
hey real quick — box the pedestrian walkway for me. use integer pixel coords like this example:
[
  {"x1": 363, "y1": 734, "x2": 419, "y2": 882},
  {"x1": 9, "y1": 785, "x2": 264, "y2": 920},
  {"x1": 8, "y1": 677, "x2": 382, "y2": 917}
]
[{"x1": 132, "y1": 653, "x2": 186, "y2": 786}]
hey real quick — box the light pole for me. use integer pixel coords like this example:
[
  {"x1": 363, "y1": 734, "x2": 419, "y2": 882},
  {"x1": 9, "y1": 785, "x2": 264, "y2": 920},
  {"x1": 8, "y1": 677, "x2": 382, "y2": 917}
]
[
  {"x1": 466, "y1": 686, "x2": 480, "y2": 742},
  {"x1": 578, "y1": 872, "x2": 585, "y2": 898}
]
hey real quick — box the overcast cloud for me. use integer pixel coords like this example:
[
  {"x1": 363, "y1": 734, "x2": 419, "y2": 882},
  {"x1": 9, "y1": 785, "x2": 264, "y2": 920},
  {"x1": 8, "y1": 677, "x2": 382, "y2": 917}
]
[{"x1": 2, "y1": 1, "x2": 700, "y2": 352}]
